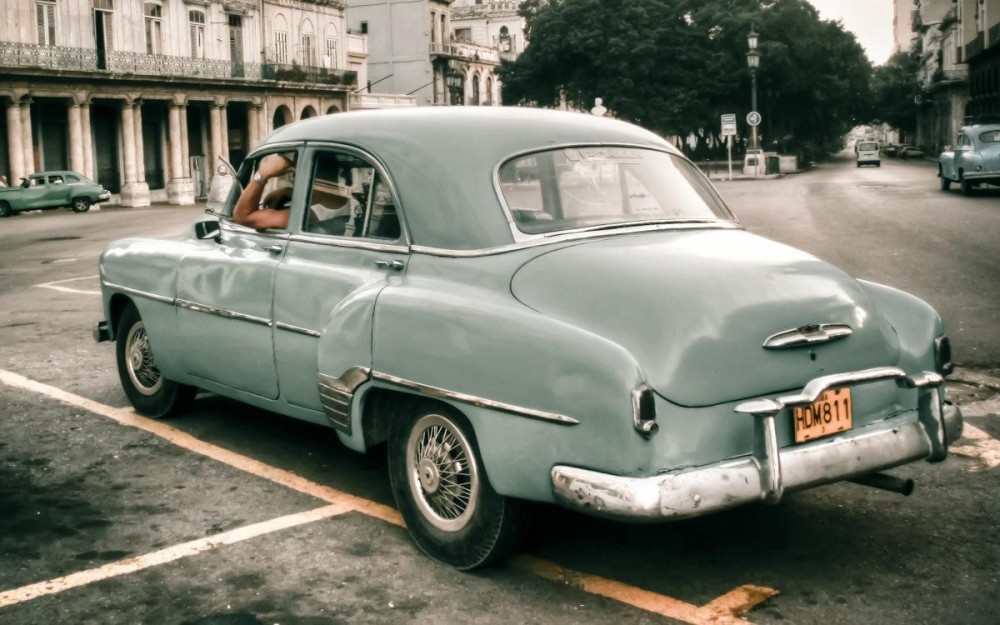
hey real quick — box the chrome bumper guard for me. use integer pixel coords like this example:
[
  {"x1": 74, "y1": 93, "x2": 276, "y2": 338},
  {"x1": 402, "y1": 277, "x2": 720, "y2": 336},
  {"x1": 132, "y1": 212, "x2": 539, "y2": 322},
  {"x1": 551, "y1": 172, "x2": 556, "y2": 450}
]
[{"x1": 551, "y1": 367, "x2": 963, "y2": 522}]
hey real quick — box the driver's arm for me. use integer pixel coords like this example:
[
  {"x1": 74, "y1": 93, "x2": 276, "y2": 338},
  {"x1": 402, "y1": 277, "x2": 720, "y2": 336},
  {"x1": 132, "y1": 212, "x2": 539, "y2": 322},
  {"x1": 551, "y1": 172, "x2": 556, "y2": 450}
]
[{"x1": 232, "y1": 154, "x2": 294, "y2": 230}]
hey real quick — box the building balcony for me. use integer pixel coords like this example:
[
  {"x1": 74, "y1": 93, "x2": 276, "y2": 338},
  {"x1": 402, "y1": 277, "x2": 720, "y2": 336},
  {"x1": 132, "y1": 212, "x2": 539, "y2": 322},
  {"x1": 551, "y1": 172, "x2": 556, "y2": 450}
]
[
  {"x1": 347, "y1": 33, "x2": 367, "y2": 57},
  {"x1": 990, "y1": 22, "x2": 1000, "y2": 48},
  {"x1": 263, "y1": 63, "x2": 358, "y2": 87},
  {"x1": 966, "y1": 32, "x2": 984, "y2": 60},
  {"x1": 429, "y1": 40, "x2": 500, "y2": 64},
  {"x1": 349, "y1": 93, "x2": 417, "y2": 109}
]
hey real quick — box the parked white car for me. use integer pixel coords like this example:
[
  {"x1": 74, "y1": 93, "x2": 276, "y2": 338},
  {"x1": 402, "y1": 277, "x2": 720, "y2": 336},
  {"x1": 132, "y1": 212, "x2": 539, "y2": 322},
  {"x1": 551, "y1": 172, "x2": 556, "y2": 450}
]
[{"x1": 856, "y1": 141, "x2": 880, "y2": 167}]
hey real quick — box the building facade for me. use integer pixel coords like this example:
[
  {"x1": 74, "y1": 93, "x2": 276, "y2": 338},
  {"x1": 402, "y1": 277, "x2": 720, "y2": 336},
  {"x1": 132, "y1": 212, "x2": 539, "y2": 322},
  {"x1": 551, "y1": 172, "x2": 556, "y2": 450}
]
[
  {"x1": 347, "y1": 0, "x2": 502, "y2": 106},
  {"x1": 894, "y1": 0, "x2": 918, "y2": 54},
  {"x1": 960, "y1": 0, "x2": 1000, "y2": 118},
  {"x1": 0, "y1": 0, "x2": 367, "y2": 206},
  {"x1": 451, "y1": 0, "x2": 526, "y2": 61},
  {"x1": 915, "y1": 0, "x2": 969, "y2": 153}
]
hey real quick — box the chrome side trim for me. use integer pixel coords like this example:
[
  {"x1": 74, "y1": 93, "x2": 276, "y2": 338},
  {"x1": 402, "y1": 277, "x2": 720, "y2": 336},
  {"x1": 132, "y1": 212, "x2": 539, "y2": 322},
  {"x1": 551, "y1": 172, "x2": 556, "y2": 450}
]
[
  {"x1": 102, "y1": 281, "x2": 175, "y2": 305},
  {"x1": 319, "y1": 367, "x2": 372, "y2": 433},
  {"x1": 288, "y1": 233, "x2": 409, "y2": 254},
  {"x1": 275, "y1": 321, "x2": 321, "y2": 338},
  {"x1": 175, "y1": 298, "x2": 271, "y2": 327},
  {"x1": 763, "y1": 323, "x2": 853, "y2": 349},
  {"x1": 411, "y1": 222, "x2": 739, "y2": 259},
  {"x1": 371, "y1": 372, "x2": 579, "y2": 425}
]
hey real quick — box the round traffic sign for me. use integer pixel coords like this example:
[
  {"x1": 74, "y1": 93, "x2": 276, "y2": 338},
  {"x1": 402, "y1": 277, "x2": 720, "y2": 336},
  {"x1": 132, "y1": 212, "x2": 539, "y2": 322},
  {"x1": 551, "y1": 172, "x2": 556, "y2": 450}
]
[{"x1": 747, "y1": 111, "x2": 762, "y2": 127}]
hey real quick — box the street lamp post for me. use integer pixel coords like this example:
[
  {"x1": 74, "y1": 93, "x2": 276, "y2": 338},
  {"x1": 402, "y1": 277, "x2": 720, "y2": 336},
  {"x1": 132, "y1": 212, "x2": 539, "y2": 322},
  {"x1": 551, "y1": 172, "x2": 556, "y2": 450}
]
[{"x1": 746, "y1": 28, "x2": 760, "y2": 153}]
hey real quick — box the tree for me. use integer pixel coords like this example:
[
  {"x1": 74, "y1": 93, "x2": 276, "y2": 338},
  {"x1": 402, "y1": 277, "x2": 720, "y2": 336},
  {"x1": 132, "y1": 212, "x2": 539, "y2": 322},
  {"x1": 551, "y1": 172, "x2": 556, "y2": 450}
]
[
  {"x1": 499, "y1": 0, "x2": 873, "y2": 161},
  {"x1": 869, "y1": 50, "x2": 921, "y2": 138}
]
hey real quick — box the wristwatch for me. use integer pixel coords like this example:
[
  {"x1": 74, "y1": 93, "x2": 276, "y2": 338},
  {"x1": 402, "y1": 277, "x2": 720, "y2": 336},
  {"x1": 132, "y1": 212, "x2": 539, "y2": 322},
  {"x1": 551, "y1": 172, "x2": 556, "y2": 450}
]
[{"x1": 252, "y1": 171, "x2": 265, "y2": 185}]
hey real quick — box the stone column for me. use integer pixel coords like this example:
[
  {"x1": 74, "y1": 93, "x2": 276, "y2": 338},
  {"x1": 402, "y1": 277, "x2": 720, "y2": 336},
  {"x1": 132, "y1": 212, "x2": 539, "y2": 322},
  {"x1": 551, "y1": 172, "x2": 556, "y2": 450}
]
[
  {"x1": 5, "y1": 100, "x2": 24, "y2": 184},
  {"x1": 81, "y1": 101, "x2": 94, "y2": 180},
  {"x1": 248, "y1": 104, "x2": 260, "y2": 152},
  {"x1": 219, "y1": 105, "x2": 230, "y2": 162},
  {"x1": 179, "y1": 104, "x2": 190, "y2": 177},
  {"x1": 166, "y1": 104, "x2": 194, "y2": 205},
  {"x1": 20, "y1": 100, "x2": 34, "y2": 175},
  {"x1": 68, "y1": 103, "x2": 85, "y2": 175},
  {"x1": 209, "y1": 104, "x2": 222, "y2": 171},
  {"x1": 132, "y1": 102, "x2": 146, "y2": 184},
  {"x1": 119, "y1": 101, "x2": 150, "y2": 207}
]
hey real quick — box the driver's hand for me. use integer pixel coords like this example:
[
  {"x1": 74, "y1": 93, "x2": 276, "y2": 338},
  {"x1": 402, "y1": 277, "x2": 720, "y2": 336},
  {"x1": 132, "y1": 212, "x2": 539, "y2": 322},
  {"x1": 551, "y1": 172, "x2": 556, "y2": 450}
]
[{"x1": 259, "y1": 154, "x2": 294, "y2": 180}]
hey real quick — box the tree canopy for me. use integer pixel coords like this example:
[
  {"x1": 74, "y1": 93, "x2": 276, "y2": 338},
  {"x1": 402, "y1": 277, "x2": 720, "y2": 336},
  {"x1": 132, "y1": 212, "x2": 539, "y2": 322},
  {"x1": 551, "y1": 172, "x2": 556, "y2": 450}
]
[
  {"x1": 498, "y1": 0, "x2": 874, "y2": 161},
  {"x1": 869, "y1": 50, "x2": 921, "y2": 137}
]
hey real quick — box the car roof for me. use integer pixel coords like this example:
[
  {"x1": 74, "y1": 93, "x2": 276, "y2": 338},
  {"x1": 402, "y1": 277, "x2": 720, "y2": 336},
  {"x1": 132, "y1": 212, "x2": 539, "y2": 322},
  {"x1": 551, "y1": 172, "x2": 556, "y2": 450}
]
[{"x1": 257, "y1": 107, "x2": 679, "y2": 251}]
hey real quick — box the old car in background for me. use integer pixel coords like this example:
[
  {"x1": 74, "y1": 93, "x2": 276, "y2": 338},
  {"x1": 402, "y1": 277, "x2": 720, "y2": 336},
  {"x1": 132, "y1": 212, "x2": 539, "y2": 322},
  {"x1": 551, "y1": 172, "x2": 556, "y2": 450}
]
[
  {"x1": 856, "y1": 141, "x2": 881, "y2": 167},
  {"x1": 94, "y1": 108, "x2": 963, "y2": 569},
  {"x1": 939, "y1": 121, "x2": 1000, "y2": 195},
  {"x1": 0, "y1": 170, "x2": 111, "y2": 217}
]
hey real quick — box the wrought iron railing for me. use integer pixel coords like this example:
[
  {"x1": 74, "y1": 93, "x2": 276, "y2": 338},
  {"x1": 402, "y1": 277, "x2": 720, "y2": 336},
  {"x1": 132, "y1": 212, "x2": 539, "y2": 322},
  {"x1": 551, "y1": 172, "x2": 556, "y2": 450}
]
[
  {"x1": 109, "y1": 50, "x2": 263, "y2": 79},
  {"x1": 429, "y1": 41, "x2": 500, "y2": 64},
  {"x1": 0, "y1": 41, "x2": 97, "y2": 70},
  {"x1": 264, "y1": 63, "x2": 357, "y2": 86}
]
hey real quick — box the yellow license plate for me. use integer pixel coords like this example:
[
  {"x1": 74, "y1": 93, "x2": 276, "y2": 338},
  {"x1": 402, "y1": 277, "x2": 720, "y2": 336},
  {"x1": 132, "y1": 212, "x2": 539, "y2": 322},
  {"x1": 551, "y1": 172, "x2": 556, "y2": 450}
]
[{"x1": 792, "y1": 388, "x2": 852, "y2": 443}]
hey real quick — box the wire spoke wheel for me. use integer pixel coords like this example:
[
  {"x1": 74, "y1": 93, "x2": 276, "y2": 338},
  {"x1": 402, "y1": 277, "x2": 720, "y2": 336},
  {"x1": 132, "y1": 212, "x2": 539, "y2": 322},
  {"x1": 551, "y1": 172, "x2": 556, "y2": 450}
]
[
  {"x1": 125, "y1": 321, "x2": 163, "y2": 396},
  {"x1": 407, "y1": 414, "x2": 479, "y2": 532}
]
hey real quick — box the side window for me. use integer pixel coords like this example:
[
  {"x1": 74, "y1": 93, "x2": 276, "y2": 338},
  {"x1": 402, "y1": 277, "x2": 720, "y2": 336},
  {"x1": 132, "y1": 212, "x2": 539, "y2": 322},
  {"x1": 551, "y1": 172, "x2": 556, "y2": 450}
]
[
  {"x1": 303, "y1": 150, "x2": 402, "y2": 242},
  {"x1": 66, "y1": 174, "x2": 81, "y2": 183},
  {"x1": 50, "y1": 175, "x2": 64, "y2": 184}
]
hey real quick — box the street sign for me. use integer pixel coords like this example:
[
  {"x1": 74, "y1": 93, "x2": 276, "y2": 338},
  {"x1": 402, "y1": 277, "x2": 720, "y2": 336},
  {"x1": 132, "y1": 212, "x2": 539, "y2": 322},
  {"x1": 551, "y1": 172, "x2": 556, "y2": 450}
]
[
  {"x1": 721, "y1": 114, "x2": 737, "y2": 137},
  {"x1": 747, "y1": 111, "x2": 762, "y2": 127}
]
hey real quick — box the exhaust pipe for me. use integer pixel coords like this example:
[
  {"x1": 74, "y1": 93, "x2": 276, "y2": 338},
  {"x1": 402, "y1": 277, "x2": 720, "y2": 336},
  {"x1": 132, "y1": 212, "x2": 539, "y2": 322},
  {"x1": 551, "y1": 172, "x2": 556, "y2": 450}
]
[{"x1": 848, "y1": 472, "x2": 915, "y2": 496}]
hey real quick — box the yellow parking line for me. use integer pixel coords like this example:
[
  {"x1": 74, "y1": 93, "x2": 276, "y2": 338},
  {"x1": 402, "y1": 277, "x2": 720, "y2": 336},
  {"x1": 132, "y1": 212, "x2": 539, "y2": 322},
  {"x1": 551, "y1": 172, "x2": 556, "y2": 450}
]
[
  {"x1": 0, "y1": 369, "x2": 778, "y2": 622},
  {"x1": 0, "y1": 504, "x2": 349, "y2": 609},
  {"x1": 950, "y1": 423, "x2": 1000, "y2": 471}
]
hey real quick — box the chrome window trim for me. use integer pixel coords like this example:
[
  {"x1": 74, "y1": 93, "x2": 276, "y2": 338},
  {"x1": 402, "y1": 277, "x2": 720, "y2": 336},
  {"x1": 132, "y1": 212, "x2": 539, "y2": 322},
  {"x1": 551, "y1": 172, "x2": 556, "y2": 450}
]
[
  {"x1": 410, "y1": 221, "x2": 739, "y2": 258},
  {"x1": 288, "y1": 232, "x2": 409, "y2": 254},
  {"x1": 371, "y1": 371, "x2": 579, "y2": 425},
  {"x1": 491, "y1": 142, "x2": 737, "y2": 245},
  {"x1": 101, "y1": 281, "x2": 175, "y2": 305},
  {"x1": 275, "y1": 321, "x2": 321, "y2": 338},
  {"x1": 175, "y1": 298, "x2": 272, "y2": 327}
]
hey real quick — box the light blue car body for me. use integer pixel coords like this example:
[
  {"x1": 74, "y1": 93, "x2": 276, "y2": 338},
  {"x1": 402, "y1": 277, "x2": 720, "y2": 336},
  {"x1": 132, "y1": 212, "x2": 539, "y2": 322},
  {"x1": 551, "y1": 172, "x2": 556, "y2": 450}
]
[{"x1": 97, "y1": 107, "x2": 961, "y2": 521}]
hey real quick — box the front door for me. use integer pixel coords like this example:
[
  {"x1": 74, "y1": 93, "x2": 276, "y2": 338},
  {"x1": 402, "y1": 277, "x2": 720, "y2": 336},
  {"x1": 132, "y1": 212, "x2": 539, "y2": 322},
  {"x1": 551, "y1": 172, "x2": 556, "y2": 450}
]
[{"x1": 273, "y1": 146, "x2": 408, "y2": 412}]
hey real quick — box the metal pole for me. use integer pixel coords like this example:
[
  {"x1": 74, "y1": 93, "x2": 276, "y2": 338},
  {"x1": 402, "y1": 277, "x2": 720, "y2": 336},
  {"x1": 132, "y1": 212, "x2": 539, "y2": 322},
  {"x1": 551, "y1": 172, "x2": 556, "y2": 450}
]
[{"x1": 751, "y1": 69, "x2": 758, "y2": 151}]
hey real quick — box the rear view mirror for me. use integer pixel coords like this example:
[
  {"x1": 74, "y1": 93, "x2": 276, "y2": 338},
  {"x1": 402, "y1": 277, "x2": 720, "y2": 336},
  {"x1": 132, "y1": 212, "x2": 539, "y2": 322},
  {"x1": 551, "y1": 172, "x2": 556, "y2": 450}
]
[{"x1": 194, "y1": 219, "x2": 221, "y2": 242}]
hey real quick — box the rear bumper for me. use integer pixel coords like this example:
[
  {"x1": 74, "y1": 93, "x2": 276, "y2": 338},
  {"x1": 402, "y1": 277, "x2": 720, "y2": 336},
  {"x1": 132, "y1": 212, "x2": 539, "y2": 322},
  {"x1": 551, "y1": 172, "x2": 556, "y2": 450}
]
[
  {"x1": 961, "y1": 171, "x2": 1000, "y2": 183},
  {"x1": 551, "y1": 367, "x2": 962, "y2": 522}
]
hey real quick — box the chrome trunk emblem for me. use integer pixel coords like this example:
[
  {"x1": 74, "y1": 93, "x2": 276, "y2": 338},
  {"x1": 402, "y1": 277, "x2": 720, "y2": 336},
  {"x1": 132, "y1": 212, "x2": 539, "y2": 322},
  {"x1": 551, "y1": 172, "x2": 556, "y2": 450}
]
[{"x1": 763, "y1": 324, "x2": 853, "y2": 349}]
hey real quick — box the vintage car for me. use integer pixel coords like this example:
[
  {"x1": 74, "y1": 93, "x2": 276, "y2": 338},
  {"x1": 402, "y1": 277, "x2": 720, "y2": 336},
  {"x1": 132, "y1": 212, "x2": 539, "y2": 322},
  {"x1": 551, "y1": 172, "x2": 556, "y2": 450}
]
[
  {"x1": 94, "y1": 108, "x2": 962, "y2": 570},
  {"x1": 939, "y1": 121, "x2": 1000, "y2": 194},
  {"x1": 0, "y1": 170, "x2": 111, "y2": 216}
]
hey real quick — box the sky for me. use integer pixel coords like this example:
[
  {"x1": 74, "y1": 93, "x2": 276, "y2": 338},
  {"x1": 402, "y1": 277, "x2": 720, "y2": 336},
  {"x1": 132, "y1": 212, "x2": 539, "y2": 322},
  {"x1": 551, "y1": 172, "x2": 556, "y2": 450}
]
[{"x1": 806, "y1": 0, "x2": 895, "y2": 65}]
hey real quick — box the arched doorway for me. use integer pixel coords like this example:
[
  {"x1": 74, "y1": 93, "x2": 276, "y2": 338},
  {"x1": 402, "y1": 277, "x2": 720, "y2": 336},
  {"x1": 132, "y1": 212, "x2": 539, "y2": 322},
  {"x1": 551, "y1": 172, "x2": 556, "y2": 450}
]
[
  {"x1": 272, "y1": 105, "x2": 292, "y2": 129},
  {"x1": 326, "y1": 104, "x2": 341, "y2": 115},
  {"x1": 301, "y1": 105, "x2": 318, "y2": 120}
]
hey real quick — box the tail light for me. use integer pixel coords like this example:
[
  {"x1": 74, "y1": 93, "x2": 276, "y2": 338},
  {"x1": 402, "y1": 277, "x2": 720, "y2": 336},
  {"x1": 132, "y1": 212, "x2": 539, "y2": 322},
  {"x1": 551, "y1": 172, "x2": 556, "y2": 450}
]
[{"x1": 631, "y1": 384, "x2": 657, "y2": 437}]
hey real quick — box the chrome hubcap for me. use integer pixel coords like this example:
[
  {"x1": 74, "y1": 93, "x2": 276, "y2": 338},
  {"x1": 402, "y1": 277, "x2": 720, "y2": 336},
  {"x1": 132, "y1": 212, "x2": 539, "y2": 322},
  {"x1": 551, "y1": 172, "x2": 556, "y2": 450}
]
[{"x1": 406, "y1": 414, "x2": 478, "y2": 532}]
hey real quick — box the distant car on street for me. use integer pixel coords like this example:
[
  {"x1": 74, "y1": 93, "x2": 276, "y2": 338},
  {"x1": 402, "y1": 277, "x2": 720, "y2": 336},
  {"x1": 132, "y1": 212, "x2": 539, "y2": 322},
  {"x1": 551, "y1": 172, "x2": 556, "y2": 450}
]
[
  {"x1": 939, "y1": 122, "x2": 1000, "y2": 195},
  {"x1": 856, "y1": 141, "x2": 881, "y2": 167},
  {"x1": 896, "y1": 145, "x2": 924, "y2": 160},
  {"x1": 0, "y1": 170, "x2": 111, "y2": 217}
]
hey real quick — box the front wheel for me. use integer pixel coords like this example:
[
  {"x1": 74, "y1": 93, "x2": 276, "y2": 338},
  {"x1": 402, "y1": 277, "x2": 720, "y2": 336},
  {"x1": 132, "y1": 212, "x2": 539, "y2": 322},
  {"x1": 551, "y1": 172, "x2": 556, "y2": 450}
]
[
  {"x1": 71, "y1": 197, "x2": 91, "y2": 212},
  {"x1": 940, "y1": 170, "x2": 951, "y2": 191},
  {"x1": 115, "y1": 303, "x2": 194, "y2": 418},
  {"x1": 960, "y1": 174, "x2": 974, "y2": 196},
  {"x1": 388, "y1": 402, "x2": 526, "y2": 570},
  {"x1": 0, "y1": 201, "x2": 10, "y2": 217}
]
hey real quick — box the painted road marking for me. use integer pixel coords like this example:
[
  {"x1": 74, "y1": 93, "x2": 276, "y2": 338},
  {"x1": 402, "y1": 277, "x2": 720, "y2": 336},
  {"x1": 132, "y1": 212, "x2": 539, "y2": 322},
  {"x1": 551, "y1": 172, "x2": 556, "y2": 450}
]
[
  {"x1": 0, "y1": 504, "x2": 349, "y2": 609},
  {"x1": 0, "y1": 369, "x2": 777, "y2": 623},
  {"x1": 35, "y1": 274, "x2": 100, "y2": 295},
  {"x1": 513, "y1": 556, "x2": 778, "y2": 625}
]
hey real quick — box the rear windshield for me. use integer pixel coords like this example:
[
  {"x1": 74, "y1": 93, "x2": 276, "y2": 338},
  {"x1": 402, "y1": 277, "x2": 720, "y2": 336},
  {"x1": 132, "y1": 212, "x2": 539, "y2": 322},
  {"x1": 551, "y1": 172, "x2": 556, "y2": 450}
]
[
  {"x1": 497, "y1": 147, "x2": 735, "y2": 235},
  {"x1": 858, "y1": 142, "x2": 879, "y2": 151}
]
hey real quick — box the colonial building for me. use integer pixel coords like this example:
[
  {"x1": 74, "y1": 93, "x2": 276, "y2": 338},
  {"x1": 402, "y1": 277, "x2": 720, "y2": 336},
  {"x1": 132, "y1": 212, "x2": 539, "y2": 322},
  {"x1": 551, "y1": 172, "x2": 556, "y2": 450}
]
[
  {"x1": 914, "y1": 0, "x2": 968, "y2": 153},
  {"x1": 894, "y1": 0, "x2": 918, "y2": 54},
  {"x1": 451, "y1": 0, "x2": 526, "y2": 61},
  {"x1": 346, "y1": 0, "x2": 503, "y2": 106},
  {"x1": 960, "y1": 0, "x2": 1000, "y2": 118},
  {"x1": 0, "y1": 0, "x2": 380, "y2": 206}
]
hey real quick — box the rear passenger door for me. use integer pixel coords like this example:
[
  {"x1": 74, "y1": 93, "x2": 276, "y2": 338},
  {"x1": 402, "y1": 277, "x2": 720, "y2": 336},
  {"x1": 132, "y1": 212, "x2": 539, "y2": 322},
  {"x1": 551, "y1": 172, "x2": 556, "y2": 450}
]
[{"x1": 272, "y1": 145, "x2": 408, "y2": 416}]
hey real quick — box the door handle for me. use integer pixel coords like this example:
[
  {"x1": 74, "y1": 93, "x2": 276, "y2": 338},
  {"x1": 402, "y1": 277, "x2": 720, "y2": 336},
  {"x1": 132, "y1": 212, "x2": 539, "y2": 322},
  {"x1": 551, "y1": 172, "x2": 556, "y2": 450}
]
[
  {"x1": 375, "y1": 259, "x2": 405, "y2": 271},
  {"x1": 266, "y1": 244, "x2": 284, "y2": 255}
]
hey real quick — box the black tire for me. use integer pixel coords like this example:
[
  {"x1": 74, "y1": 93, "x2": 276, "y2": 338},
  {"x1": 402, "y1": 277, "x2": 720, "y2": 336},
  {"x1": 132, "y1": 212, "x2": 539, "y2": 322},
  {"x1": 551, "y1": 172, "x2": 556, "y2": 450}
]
[
  {"x1": 388, "y1": 401, "x2": 526, "y2": 570},
  {"x1": 0, "y1": 201, "x2": 10, "y2": 217},
  {"x1": 115, "y1": 303, "x2": 194, "y2": 418},
  {"x1": 960, "y1": 174, "x2": 973, "y2": 196},
  {"x1": 940, "y1": 170, "x2": 951, "y2": 191},
  {"x1": 71, "y1": 197, "x2": 91, "y2": 213}
]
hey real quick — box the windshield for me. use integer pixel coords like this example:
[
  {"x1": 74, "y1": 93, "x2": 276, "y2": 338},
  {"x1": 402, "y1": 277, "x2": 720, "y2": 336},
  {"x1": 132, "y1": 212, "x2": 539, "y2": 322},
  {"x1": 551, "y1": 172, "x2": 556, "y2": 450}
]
[{"x1": 497, "y1": 147, "x2": 735, "y2": 235}]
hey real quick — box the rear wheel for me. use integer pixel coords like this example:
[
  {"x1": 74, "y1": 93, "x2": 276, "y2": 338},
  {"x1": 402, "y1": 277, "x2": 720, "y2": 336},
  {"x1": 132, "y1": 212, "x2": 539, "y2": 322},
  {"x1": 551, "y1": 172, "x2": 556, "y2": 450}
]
[
  {"x1": 388, "y1": 401, "x2": 526, "y2": 570},
  {"x1": 71, "y1": 197, "x2": 91, "y2": 212},
  {"x1": 115, "y1": 303, "x2": 194, "y2": 418},
  {"x1": 0, "y1": 201, "x2": 10, "y2": 217},
  {"x1": 960, "y1": 173, "x2": 974, "y2": 196}
]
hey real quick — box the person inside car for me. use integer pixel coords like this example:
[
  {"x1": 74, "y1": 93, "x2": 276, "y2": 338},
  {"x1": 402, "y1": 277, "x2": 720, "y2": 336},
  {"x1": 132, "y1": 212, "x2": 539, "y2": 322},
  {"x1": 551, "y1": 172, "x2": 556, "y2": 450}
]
[{"x1": 232, "y1": 153, "x2": 296, "y2": 230}]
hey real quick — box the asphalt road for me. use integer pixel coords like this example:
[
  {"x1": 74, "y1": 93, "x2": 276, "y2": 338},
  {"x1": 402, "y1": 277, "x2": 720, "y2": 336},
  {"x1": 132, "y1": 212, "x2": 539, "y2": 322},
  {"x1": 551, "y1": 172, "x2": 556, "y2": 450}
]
[{"x1": 0, "y1": 161, "x2": 998, "y2": 625}]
